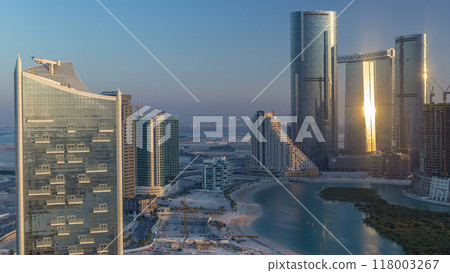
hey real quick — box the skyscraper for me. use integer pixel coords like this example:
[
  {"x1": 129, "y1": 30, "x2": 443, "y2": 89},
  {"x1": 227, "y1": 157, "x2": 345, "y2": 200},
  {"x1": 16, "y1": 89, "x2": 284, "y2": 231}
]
[
  {"x1": 15, "y1": 57, "x2": 123, "y2": 254},
  {"x1": 290, "y1": 10, "x2": 338, "y2": 169},
  {"x1": 339, "y1": 49, "x2": 395, "y2": 154},
  {"x1": 101, "y1": 91, "x2": 136, "y2": 199},
  {"x1": 394, "y1": 34, "x2": 427, "y2": 170},
  {"x1": 135, "y1": 112, "x2": 179, "y2": 196},
  {"x1": 422, "y1": 103, "x2": 450, "y2": 177},
  {"x1": 250, "y1": 111, "x2": 319, "y2": 177},
  {"x1": 409, "y1": 103, "x2": 450, "y2": 202}
]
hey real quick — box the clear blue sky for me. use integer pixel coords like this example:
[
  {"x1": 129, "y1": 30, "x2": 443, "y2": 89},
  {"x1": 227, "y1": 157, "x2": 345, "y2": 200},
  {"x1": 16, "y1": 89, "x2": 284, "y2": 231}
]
[{"x1": 0, "y1": 0, "x2": 449, "y2": 126}]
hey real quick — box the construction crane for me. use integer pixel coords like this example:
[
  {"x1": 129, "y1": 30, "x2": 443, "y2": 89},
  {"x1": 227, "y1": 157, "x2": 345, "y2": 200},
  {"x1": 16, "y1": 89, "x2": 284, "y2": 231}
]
[
  {"x1": 427, "y1": 73, "x2": 450, "y2": 103},
  {"x1": 31, "y1": 57, "x2": 61, "y2": 75},
  {"x1": 181, "y1": 198, "x2": 197, "y2": 235}
]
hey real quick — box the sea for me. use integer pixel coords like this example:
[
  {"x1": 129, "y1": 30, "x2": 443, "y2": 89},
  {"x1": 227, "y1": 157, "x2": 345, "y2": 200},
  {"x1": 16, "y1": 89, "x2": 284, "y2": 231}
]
[{"x1": 253, "y1": 182, "x2": 450, "y2": 255}]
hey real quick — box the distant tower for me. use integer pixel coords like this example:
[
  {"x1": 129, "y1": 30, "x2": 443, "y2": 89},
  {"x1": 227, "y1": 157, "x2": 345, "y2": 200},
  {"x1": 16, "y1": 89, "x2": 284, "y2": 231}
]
[
  {"x1": 394, "y1": 34, "x2": 427, "y2": 170},
  {"x1": 135, "y1": 111, "x2": 179, "y2": 196},
  {"x1": 290, "y1": 10, "x2": 338, "y2": 169},
  {"x1": 15, "y1": 57, "x2": 123, "y2": 255},
  {"x1": 339, "y1": 49, "x2": 395, "y2": 154}
]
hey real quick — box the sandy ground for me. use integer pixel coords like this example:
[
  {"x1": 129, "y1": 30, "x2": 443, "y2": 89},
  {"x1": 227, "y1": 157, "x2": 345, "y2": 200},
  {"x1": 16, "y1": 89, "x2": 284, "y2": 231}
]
[{"x1": 219, "y1": 182, "x2": 299, "y2": 254}]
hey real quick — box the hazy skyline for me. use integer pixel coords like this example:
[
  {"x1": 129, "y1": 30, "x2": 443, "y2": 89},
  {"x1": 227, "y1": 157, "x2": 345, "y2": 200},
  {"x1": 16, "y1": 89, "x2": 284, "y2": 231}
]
[{"x1": 1, "y1": 0, "x2": 449, "y2": 126}]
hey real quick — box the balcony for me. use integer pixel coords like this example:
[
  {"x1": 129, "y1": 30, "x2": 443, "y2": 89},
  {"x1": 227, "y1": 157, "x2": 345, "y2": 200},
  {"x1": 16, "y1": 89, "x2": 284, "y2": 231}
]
[
  {"x1": 27, "y1": 118, "x2": 53, "y2": 123},
  {"x1": 90, "y1": 225, "x2": 108, "y2": 234},
  {"x1": 97, "y1": 245, "x2": 108, "y2": 254},
  {"x1": 78, "y1": 176, "x2": 90, "y2": 184},
  {"x1": 35, "y1": 136, "x2": 50, "y2": 144},
  {"x1": 86, "y1": 165, "x2": 107, "y2": 173},
  {"x1": 35, "y1": 168, "x2": 51, "y2": 175},
  {"x1": 92, "y1": 135, "x2": 110, "y2": 143},
  {"x1": 56, "y1": 187, "x2": 65, "y2": 195},
  {"x1": 50, "y1": 177, "x2": 65, "y2": 185},
  {"x1": 67, "y1": 157, "x2": 83, "y2": 163},
  {"x1": 79, "y1": 236, "x2": 95, "y2": 245},
  {"x1": 98, "y1": 126, "x2": 114, "y2": 133},
  {"x1": 46, "y1": 147, "x2": 64, "y2": 154},
  {"x1": 67, "y1": 196, "x2": 83, "y2": 205},
  {"x1": 93, "y1": 205, "x2": 108, "y2": 213},
  {"x1": 93, "y1": 185, "x2": 111, "y2": 193},
  {"x1": 36, "y1": 239, "x2": 52, "y2": 248},
  {"x1": 56, "y1": 157, "x2": 65, "y2": 164},
  {"x1": 68, "y1": 247, "x2": 83, "y2": 255},
  {"x1": 47, "y1": 197, "x2": 65, "y2": 206},
  {"x1": 28, "y1": 187, "x2": 51, "y2": 196},
  {"x1": 58, "y1": 228, "x2": 69, "y2": 236},
  {"x1": 50, "y1": 219, "x2": 65, "y2": 226},
  {"x1": 67, "y1": 146, "x2": 89, "y2": 153},
  {"x1": 68, "y1": 218, "x2": 83, "y2": 225}
]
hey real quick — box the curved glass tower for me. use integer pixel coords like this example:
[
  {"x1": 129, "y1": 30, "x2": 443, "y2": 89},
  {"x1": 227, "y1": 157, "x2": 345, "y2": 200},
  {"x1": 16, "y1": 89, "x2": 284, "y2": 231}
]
[
  {"x1": 290, "y1": 10, "x2": 338, "y2": 169},
  {"x1": 394, "y1": 34, "x2": 427, "y2": 170},
  {"x1": 15, "y1": 56, "x2": 123, "y2": 254}
]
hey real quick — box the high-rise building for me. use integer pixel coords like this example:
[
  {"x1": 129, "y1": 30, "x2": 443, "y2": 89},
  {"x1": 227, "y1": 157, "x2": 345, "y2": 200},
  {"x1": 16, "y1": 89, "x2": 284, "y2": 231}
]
[
  {"x1": 422, "y1": 103, "x2": 450, "y2": 177},
  {"x1": 394, "y1": 34, "x2": 427, "y2": 170},
  {"x1": 339, "y1": 49, "x2": 395, "y2": 154},
  {"x1": 409, "y1": 103, "x2": 450, "y2": 202},
  {"x1": 101, "y1": 91, "x2": 136, "y2": 199},
  {"x1": 135, "y1": 111, "x2": 179, "y2": 196},
  {"x1": 202, "y1": 157, "x2": 232, "y2": 190},
  {"x1": 15, "y1": 57, "x2": 123, "y2": 255},
  {"x1": 290, "y1": 10, "x2": 338, "y2": 169},
  {"x1": 249, "y1": 111, "x2": 319, "y2": 177}
]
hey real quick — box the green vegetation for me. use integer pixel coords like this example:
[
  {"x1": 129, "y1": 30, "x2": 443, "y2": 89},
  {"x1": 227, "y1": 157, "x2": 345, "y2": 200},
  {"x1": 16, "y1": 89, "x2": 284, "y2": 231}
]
[{"x1": 320, "y1": 187, "x2": 450, "y2": 255}]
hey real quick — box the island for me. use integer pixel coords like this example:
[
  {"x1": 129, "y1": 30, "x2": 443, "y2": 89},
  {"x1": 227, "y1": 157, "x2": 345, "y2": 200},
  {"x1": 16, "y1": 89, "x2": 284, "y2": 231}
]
[{"x1": 319, "y1": 187, "x2": 450, "y2": 255}]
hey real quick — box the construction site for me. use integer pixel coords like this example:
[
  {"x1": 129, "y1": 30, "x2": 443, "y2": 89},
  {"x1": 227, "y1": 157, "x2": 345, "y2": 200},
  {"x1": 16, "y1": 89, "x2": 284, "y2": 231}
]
[{"x1": 126, "y1": 180, "x2": 282, "y2": 255}]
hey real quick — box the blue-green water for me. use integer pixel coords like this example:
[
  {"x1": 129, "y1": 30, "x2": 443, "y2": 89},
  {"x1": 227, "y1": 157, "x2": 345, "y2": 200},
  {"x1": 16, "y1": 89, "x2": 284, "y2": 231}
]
[{"x1": 252, "y1": 182, "x2": 450, "y2": 255}]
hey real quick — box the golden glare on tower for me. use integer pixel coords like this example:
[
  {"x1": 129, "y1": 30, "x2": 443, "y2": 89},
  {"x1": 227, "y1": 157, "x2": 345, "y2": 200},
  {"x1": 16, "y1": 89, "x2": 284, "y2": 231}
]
[{"x1": 363, "y1": 61, "x2": 377, "y2": 152}]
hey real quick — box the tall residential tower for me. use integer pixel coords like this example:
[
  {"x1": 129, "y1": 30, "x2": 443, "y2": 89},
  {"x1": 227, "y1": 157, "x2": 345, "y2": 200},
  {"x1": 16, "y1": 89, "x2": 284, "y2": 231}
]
[
  {"x1": 101, "y1": 91, "x2": 136, "y2": 199},
  {"x1": 15, "y1": 57, "x2": 123, "y2": 255},
  {"x1": 135, "y1": 111, "x2": 179, "y2": 196},
  {"x1": 290, "y1": 10, "x2": 338, "y2": 169},
  {"x1": 250, "y1": 111, "x2": 319, "y2": 177}
]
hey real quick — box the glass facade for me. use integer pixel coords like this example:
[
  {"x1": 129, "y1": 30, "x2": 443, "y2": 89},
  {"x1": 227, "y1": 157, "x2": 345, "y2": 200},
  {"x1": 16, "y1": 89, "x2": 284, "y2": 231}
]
[
  {"x1": 290, "y1": 10, "x2": 338, "y2": 169},
  {"x1": 395, "y1": 34, "x2": 427, "y2": 170},
  {"x1": 341, "y1": 50, "x2": 395, "y2": 154},
  {"x1": 363, "y1": 61, "x2": 376, "y2": 152},
  {"x1": 15, "y1": 59, "x2": 122, "y2": 255}
]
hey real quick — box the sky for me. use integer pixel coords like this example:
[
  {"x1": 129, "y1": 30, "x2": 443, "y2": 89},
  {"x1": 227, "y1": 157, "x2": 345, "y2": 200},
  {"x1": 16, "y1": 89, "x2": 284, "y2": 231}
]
[{"x1": 0, "y1": 0, "x2": 449, "y2": 127}]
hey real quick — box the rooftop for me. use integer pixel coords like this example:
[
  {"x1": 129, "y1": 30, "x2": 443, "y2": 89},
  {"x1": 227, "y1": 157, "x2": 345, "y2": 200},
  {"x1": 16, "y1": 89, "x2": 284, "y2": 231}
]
[{"x1": 23, "y1": 59, "x2": 90, "y2": 93}]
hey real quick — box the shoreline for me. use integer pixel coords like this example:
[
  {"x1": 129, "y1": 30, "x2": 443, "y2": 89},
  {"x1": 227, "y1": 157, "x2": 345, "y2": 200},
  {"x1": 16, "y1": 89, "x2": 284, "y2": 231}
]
[
  {"x1": 225, "y1": 178, "x2": 412, "y2": 255},
  {"x1": 288, "y1": 177, "x2": 411, "y2": 185},
  {"x1": 227, "y1": 181, "x2": 300, "y2": 255},
  {"x1": 402, "y1": 189, "x2": 450, "y2": 207}
]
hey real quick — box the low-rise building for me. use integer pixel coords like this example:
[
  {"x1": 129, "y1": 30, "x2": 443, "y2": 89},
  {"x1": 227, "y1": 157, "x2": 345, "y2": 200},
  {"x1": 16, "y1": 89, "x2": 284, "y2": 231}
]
[
  {"x1": 123, "y1": 195, "x2": 158, "y2": 215},
  {"x1": 202, "y1": 157, "x2": 232, "y2": 190},
  {"x1": 429, "y1": 177, "x2": 450, "y2": 202}
]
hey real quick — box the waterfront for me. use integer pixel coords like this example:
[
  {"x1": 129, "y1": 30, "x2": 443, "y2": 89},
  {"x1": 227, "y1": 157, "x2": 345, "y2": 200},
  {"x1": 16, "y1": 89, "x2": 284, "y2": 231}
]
[{"x1": 249, "y1": 181, "x2": 449, "y2": 255}]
